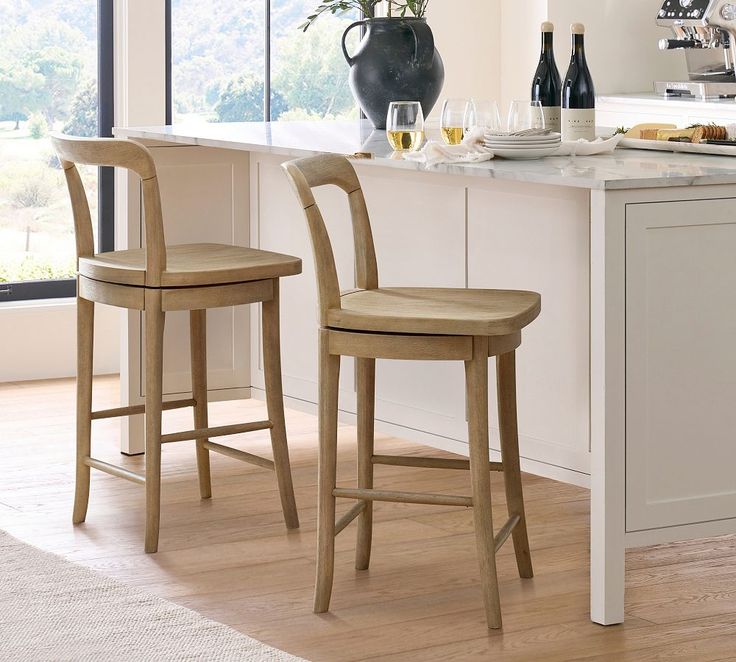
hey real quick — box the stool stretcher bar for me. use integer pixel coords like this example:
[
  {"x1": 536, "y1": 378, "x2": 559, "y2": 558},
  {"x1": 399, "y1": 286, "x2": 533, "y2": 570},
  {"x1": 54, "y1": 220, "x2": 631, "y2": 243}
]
[
  {"x1": 84, "y1": 457, "x2": 145, "y2": 485},
  {"x1": 91, "y1": 398, "x2": 196, "y2": 421},
  {"x1": 333, "y1": 487, "x2": 473, "y2": 508},
  {"x1": 161, "y1": 420, "x2": 273, "y2": 444},
  {"x1": 372, "y1": 454, "x2": 504, "y2": 472},
  {"x1": 202, "y1": 440, "x2": 275, "y2": 470},
  {"x1": 494, "y1": 515, "x2": 521, "y2": 553},
  {"x1": 335, "y1": 502, "x2": 368, "y2": 536}
]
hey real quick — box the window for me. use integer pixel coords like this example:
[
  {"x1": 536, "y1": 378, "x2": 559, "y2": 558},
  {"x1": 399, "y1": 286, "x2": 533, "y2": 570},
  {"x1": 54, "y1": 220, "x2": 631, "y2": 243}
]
[
  {"x1": 168, "y1": 0, "x2": 358, "y2": 124},
  {"x1": 0, "y1": 0, "x2": 114, "y2": 302}
]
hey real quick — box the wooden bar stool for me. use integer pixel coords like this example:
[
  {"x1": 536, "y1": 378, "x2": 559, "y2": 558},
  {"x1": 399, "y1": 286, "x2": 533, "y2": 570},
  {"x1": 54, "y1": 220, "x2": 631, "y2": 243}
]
[
  {"x1": 283, "y1": 154, "x2": 541, "y2": 629},
  {"x1": 53, "y1": 135, "x2": 301, "y2": 553}
]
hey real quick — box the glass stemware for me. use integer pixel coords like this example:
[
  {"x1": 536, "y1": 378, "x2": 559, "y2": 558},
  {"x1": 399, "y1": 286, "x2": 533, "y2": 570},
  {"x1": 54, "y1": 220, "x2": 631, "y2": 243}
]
[{"x1": 386, "y1": 101, "x2": 425, "y2": 152}]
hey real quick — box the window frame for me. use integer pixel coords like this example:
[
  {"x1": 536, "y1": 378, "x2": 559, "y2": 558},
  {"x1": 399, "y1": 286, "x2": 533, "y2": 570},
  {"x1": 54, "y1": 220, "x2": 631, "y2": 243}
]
[
  {"x1": 1, "y1": 0, "x2": 116, "y2": 303},
  {"x1": 165, "y1": 0, "x2": 363, "y2": 123}
]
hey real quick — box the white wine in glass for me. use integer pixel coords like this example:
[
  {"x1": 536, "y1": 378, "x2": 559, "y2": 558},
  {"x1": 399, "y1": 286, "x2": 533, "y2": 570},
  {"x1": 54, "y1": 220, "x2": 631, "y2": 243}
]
[
  {"x1": 441, "y1": 98, "x2": 469, "y2": 145},
  {"x1": 386, "y1": 101, "x2": 425, "y2": 152}
]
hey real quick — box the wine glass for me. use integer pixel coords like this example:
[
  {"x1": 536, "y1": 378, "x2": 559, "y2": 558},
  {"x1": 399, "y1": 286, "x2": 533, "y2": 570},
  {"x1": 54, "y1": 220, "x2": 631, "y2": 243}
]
[
  {"x1": 386, "y1": 101, "x2": 425, "y2": 152},
  {"x1": 507, "y1": 100, "x2": 546, "y2": 134},
  {"x1": 440, "y1": 98, "x2": 469, "y2": 145},
  {"x1": 464, "y1": 99, "x2": 502, "y2": 134}
]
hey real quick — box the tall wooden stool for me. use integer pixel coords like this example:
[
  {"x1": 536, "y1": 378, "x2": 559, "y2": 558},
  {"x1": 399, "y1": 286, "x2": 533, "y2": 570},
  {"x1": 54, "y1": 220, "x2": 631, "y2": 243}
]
[
  {"x1": 283, "y1": 154, "x2": 541, "y2": 629},
  {"x1": 53, "y1": 135, "x2": 301, "y2": 553}
]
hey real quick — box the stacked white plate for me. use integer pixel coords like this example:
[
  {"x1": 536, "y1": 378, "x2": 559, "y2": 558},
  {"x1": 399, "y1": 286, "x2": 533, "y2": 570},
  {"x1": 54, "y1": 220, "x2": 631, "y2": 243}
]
[{"x1": 484, "y1": 131, "x2": 562, "y2": 160}]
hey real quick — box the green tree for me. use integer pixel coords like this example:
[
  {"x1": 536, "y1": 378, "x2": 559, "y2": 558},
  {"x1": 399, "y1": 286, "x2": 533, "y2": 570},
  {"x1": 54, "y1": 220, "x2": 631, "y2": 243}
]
[
  {"x1": 214, "y1": 76, "x2": 288, "y2": 122},
  {"x1": 0, "y1": 17, "x2": 86, "y2": 125},
  {"x1": 272, "y1": 20, "x2": 353, "y2": 119},
  {"x1": 0, "y1": 65, "x2": 43, "y2": 129},
  {"x1": 63, "y1": 79, "x2": 97, "y2": 137}
]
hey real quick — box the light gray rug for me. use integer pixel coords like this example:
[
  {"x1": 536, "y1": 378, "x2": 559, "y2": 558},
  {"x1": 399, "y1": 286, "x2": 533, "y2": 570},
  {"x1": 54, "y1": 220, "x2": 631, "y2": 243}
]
[{"x1": 0, "y1": 530, "x2": 308, "y2": 662}]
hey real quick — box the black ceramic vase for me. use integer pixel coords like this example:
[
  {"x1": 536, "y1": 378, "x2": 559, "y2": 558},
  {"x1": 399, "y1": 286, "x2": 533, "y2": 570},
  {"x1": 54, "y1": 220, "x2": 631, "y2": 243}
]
[{"x1": 341, "y1": 17, "x2": 445, "y2": 129}]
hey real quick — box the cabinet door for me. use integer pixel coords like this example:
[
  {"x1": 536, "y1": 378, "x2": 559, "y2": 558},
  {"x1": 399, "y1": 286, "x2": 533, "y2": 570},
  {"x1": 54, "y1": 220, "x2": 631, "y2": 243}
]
[
  {"x1": 626, "y1": 199, "x2": 736, "y2": 531},
  {"x1": 468, "y1": 182, "x2": 591, "y2": 474},
  {"x1": 253, "y1": 155, "x2": 357, "y2": 410},
  {"x1": 360, "y1": 171, "x2": 467, "y2": 440},
  {"x1": 123, "y1": 146, "x2": 251, "y2": 454}
]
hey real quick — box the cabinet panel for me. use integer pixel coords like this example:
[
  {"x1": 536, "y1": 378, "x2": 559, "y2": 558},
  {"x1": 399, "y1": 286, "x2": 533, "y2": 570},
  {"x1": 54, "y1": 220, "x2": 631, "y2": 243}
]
[
  {"x1": 468, "y1": 183, "x2": 591, "y2": 473},
  {"x1": 360, "y1": 172, "x2": 467, "y2": 439},
  {"x1": 254, "y1": 156, "x2": 357, "y2": 410},
  {"x1": 138, "y1": 148, "x2": 250, "y2": 398},
  {"x1": 626, "y1": 199, "x2": 736, "y2": 531}
]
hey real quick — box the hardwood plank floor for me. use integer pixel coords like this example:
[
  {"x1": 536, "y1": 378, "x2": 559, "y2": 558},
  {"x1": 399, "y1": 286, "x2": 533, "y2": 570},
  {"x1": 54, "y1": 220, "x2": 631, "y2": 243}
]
[{"x1": 2, "y1": 376, "x2": 736, "y2": 661}]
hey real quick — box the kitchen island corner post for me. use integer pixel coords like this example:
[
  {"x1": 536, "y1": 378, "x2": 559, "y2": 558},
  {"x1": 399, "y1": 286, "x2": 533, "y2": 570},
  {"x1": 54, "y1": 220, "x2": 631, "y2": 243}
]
[{"x1": 589, "y1": 187, "x2": 627, "y2": 626}]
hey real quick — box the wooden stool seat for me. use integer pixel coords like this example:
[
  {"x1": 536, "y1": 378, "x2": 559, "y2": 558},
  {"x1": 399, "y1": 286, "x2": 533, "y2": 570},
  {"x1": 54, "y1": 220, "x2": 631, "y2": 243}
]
[
  {"x1": 79, "y1": 243, "x2": 302, "y2": 288},
  {"x1": 283, "y1": 153, "x2": 542, "y2": 631},
  {"x1": 53, "y1": 135, "x2": 301, "y2": 555},
  {"x1": 332, "y1": 287, "x2": 541, "y2": 336}
]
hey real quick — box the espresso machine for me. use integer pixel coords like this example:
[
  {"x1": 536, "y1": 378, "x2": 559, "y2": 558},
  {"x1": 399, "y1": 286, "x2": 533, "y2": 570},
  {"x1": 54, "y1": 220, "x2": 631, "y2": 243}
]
[{"x1": 655, "y1": 0, "x2": 736, "y2": 98}]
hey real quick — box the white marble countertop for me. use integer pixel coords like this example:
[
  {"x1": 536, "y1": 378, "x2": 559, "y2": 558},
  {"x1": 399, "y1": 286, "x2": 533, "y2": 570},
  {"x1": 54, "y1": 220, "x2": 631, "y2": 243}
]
[
  {"x1": 115, "y1": 119, "x2": 736, "y2": 191},
  {"x1": 599, "y1": 93, "x2": 736, "y2": 112}
]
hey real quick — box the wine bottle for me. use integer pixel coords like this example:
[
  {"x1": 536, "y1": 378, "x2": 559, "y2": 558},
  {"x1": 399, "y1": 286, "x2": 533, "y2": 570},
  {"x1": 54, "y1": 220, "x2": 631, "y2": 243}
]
[
  {"x1": 561, "y1": 23, "x2": 596, "y2": 142},
  {"x1": 531, "y1": 22, "x2": 561, "y2": 133}
]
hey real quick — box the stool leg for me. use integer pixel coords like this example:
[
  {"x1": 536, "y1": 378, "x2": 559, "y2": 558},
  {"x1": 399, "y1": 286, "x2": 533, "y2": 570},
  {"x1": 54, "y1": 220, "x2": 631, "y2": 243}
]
[
  {"x1": 497, "y1": 351, "x2": 534, "y2": 579},
  {"x1": 73, "y1": 296, "x2": 94, "y2": 525},
  {"x1": 190, "y1": 309, "x2": 212, "y2": 500},
  {"x1": 355, "y1": 357, "x2": 375, "y2": 571},
  {"x1": 144, "y1": 289, "x2": 165, "y2": 554},
  {"x1": 314, "y1": 328, "x2": 340, "y2": 613},
  {"x1": 466, "y1": 336, "x2": 503, "y2": 630},
  {"x1": 262, "y1": 281, "x2": 299, "y2": 530}
]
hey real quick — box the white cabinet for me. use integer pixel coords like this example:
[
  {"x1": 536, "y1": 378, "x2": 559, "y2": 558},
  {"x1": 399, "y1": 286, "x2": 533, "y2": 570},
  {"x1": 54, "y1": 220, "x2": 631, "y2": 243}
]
[
  {"x1": 252, "y1": 155, "x2": 357, "y2": 412},
  {"x1": 467, "y1": 181, "x2": 592, "y2": 474},
  {"x1": 626, "y1": 198, "x2": 736, "y2": 532},
  {"x1": 122, "y1": 145, "x2": 251, "y2": 454}
]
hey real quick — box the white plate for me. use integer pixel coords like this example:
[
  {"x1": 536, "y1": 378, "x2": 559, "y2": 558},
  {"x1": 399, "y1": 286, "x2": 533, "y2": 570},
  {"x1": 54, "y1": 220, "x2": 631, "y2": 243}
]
[
  {"x1": 485, "y1": 132, "x2": 562, "y2": 144},
  {"x1": 491, "y1": 145, "x2": 561, "y2": 160},
  {"x1": 485, "y1": 140, "x2": 561, "y2": 149}
]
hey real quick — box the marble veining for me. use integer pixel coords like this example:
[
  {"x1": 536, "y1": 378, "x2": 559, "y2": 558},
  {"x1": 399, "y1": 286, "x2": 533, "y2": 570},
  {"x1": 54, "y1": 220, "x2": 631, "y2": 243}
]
[{"x1": 115, "y1": 120, "x2": 736, "y2": 191}]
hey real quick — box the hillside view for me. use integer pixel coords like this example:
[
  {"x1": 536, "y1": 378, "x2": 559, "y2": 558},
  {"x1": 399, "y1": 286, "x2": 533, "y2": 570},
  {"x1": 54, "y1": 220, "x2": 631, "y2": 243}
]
[{"x1": 0, "y1": 0, "x2": 357, "y2": 285}]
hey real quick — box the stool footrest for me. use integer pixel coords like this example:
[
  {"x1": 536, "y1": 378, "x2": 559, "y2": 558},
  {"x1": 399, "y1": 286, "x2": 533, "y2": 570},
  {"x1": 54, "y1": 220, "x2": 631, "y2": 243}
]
[
  {"x1": 202, "y1": 440, "x2": 275, "y2": 470},
  {"x1": 84, "y1": 457, "x2": 145, "y2": 485},
  {"x1": 372, "y1": 454, "x2": 503, "y2": 472},
  {"x1": 91, "y1": 398, "x2": 196, "y2": 421},
  {"x1": 334, "y1": 487, "x2": 472, "y2": 508},
  {"x1": 494, "y1": 514, "x2": 521, "y2": 553},
  {"x1": 335, "y1": 502, "x2": 367, "y2": 536},
  {"x1": 161, "y1": 420, "x2": 273, "y2": 444}
]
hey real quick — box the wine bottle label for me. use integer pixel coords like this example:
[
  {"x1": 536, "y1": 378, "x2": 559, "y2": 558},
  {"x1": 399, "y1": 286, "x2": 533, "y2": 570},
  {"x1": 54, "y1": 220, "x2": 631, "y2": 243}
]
[
  {"x1": 543, "y1": 106, "x2": 561, "y2": 133},
  {"x1": 561, "y1": 108, "x2": 596, "y2": 141},
  {"x1": 531, "y1": 106, "x2": 561, "y2": 133}
]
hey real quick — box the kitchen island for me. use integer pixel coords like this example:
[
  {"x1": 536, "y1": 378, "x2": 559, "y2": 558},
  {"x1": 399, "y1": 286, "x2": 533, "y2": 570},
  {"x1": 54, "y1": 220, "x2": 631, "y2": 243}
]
[{"x1": 115, "y1": 120, "x2": 736, "y2": 626}]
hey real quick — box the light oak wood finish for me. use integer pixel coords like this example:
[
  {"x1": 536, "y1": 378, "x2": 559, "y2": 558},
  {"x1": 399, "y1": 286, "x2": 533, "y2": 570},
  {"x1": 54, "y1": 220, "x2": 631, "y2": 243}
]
[
  {"x1": 53, "y1": 135, "x2": 302, "y2": 552},
  {"x1": 3, "y1": 377, "x2": 734, "y2": 662},
  {"x1": 283, "y1": 154, "x2": 541, "y2": 629}
]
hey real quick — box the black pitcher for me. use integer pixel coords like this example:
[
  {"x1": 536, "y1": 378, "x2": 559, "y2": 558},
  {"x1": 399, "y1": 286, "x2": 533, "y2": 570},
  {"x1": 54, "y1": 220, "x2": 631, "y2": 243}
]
[{"x1": 341, "y1": 17, "x2": 445, "y2": 129}]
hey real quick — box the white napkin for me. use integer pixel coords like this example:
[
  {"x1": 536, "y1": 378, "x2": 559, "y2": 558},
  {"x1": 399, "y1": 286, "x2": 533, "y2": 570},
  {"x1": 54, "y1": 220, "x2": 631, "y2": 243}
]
[
  {"x1": 554, "y1": 132, "x2": 624, "y2": 156},
  {"x1": 403, "y1": 128, "x2": 493, "y2": 166}
]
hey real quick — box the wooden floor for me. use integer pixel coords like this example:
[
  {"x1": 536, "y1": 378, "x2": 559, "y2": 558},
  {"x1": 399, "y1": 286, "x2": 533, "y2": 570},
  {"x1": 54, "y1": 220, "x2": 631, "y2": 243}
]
[{"x1": 2, "y1": 377, "x2": 736, "y2": 661}]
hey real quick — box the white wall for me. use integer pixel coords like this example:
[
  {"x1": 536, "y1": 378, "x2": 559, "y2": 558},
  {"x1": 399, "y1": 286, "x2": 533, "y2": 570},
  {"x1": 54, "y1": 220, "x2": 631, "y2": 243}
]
[
  {"x1": 499, "y1": 0, "x2": 687, "y2": 111},
  {"x1": 427, "y1": 0, "x2": 502, "y2": 113}
]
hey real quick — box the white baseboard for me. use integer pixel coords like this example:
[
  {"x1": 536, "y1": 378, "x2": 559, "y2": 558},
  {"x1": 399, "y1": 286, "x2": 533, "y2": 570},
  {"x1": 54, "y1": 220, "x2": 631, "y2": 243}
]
[
  {"x1": 0, "y1": 299, "x2": 120, "y2": 382},
  {"x1": 252, "y1": 388, "x2": 592, "y2": 490}
]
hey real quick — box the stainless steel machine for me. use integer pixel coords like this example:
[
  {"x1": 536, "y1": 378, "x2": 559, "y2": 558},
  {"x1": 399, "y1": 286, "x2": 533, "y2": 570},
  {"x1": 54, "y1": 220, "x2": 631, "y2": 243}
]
[{"x1": 655, "y1": 0, "x2": 736, "y2": 98}]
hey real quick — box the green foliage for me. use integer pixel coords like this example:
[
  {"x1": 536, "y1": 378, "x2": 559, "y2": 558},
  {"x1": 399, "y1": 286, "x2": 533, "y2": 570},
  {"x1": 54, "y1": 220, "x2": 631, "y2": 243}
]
[
  {"x1": 0, "y1": 254, "x2": 76, "y2": 284},
  {"x1": 214, "y1": 76, "x2": 288, "y2": 122},
  {"x1": 300, "y1": 0, "x2": 381, "y2": 31},
  {"x1": 28, "y1": 113, "x2": 47, "y2": 139},
  {"x1": 63, "y1": 79, "x2": 97, "y2": 137},
  {"x1": 273, "y1": 21, "x2": 353, "y2": 119},
  {"x1": 390, "y1": 0, "x2": 430, "y2": 17}
]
